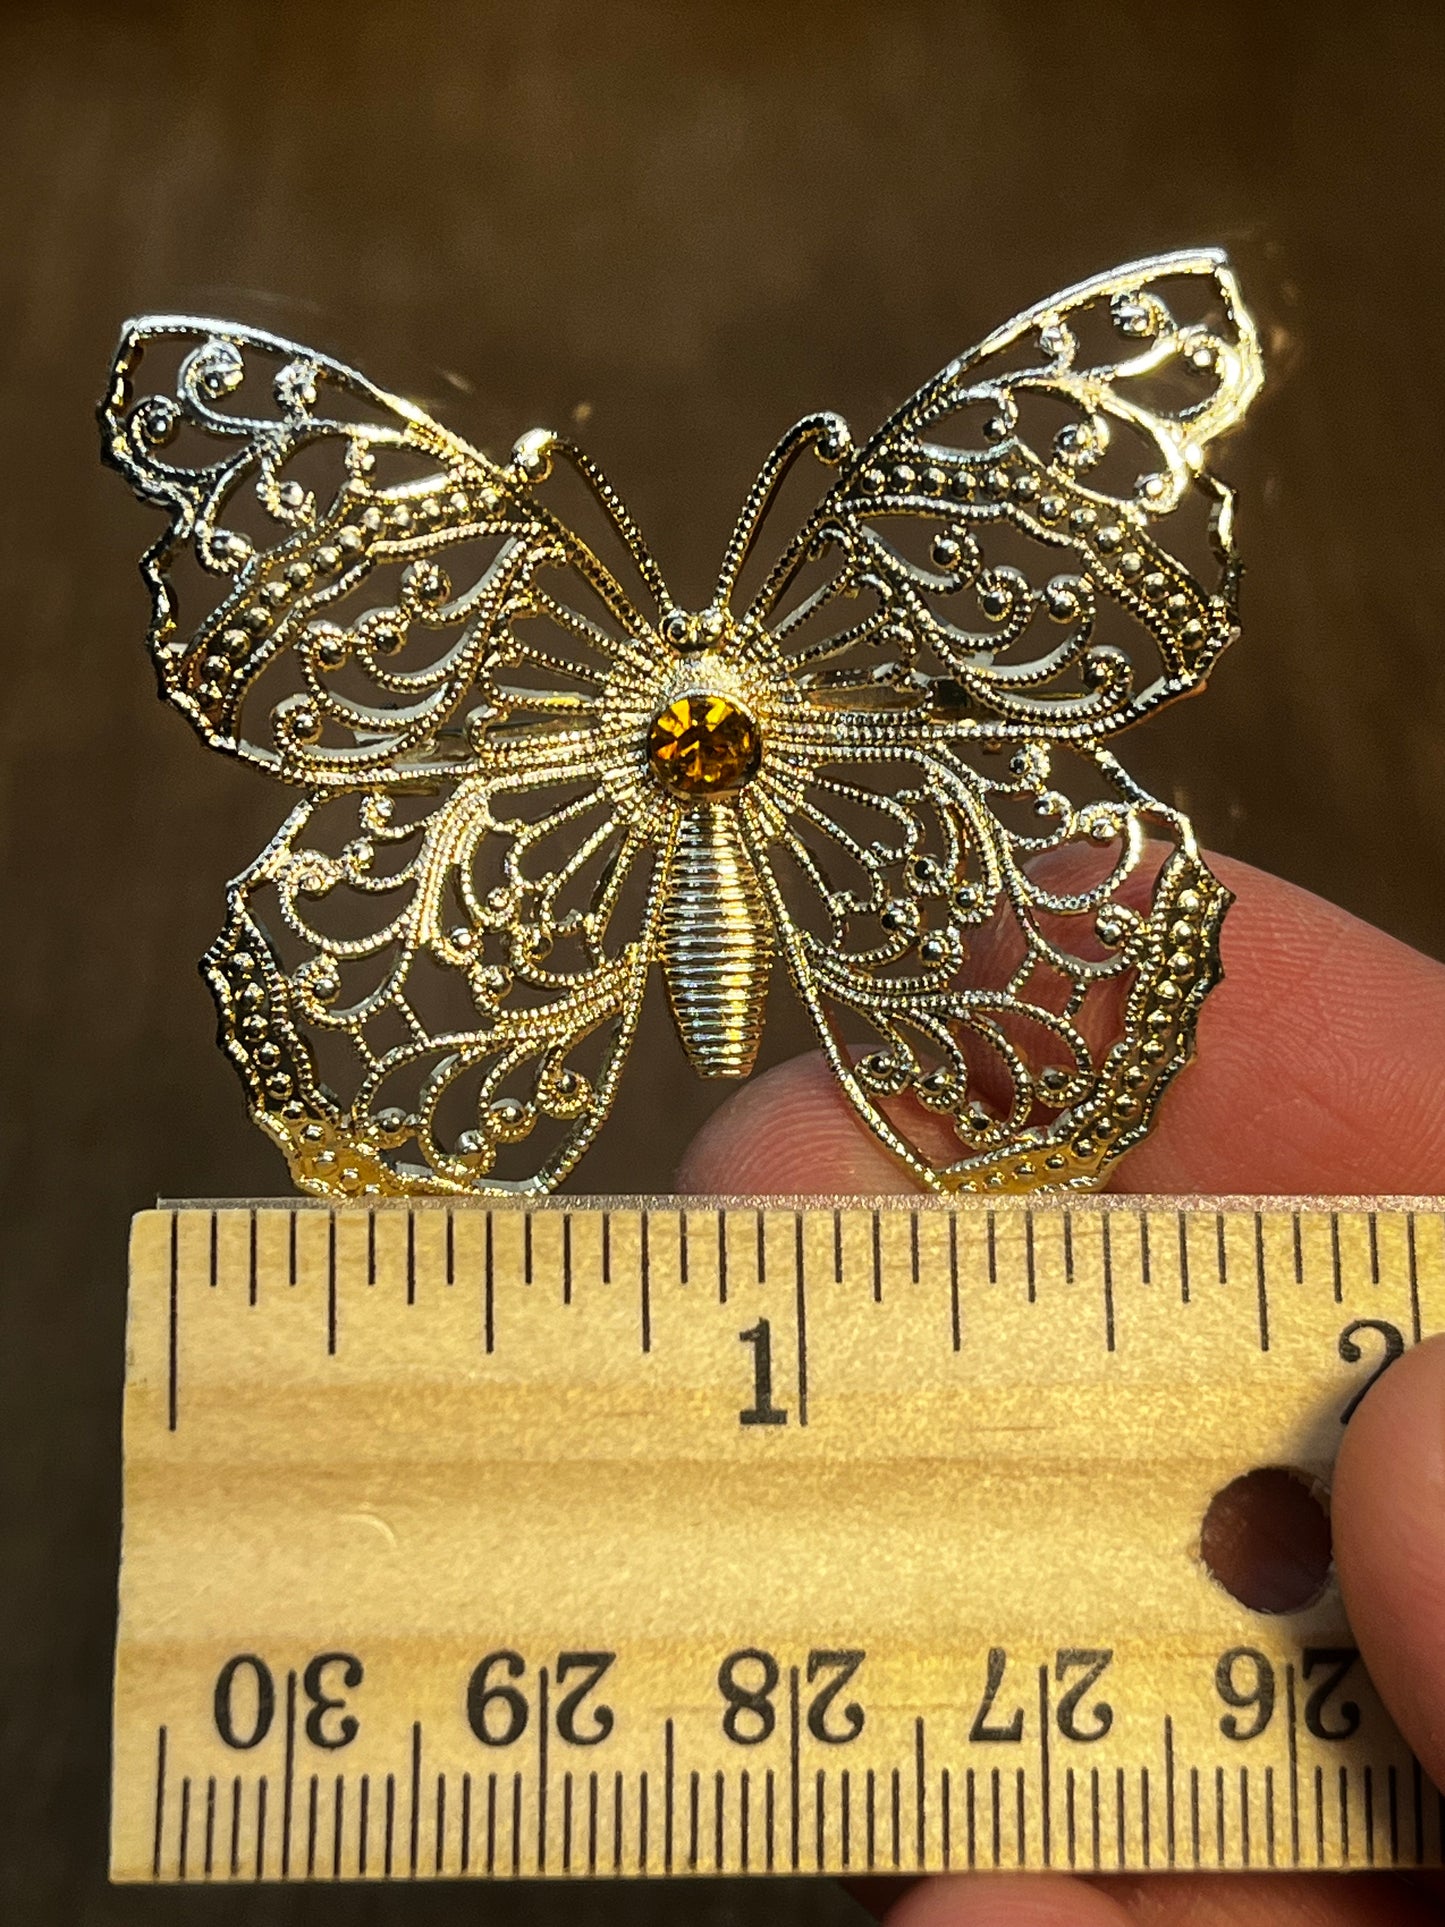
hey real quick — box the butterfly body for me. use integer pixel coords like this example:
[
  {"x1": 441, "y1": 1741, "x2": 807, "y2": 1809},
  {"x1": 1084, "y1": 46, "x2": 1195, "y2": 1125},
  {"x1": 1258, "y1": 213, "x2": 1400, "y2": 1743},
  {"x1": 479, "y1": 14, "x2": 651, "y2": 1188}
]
[
  {"x1": 102, "y1": 252, "x2": 1260, "y2": 1195},
  {"x1": 661, "y1": 801, "x2": 773, "y2": 1078}
]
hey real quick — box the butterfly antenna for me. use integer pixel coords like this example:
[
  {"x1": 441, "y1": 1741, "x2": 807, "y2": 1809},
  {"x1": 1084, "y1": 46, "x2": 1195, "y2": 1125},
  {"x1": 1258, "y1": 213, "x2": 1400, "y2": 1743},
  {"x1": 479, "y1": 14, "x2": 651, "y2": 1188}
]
[
  {"x1": 712, "y1": 412, "x2": 853, "y2": 613},
  {"x1": 537, "y1": 437, "x2": 672, "y2": 618}
]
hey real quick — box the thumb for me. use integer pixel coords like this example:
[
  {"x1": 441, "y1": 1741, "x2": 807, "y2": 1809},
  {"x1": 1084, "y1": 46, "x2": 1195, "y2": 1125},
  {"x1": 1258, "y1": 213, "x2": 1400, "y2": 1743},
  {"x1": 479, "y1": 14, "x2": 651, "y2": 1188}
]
[{"x1": 1332, "y1": 1332, "x2": 1445, "y2": 1789}]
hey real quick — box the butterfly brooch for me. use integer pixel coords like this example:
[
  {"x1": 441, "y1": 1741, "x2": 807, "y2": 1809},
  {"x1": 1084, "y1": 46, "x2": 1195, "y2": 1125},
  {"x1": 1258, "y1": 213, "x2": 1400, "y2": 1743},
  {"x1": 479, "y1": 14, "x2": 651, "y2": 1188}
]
[{"x1": 101, "y1": 249, "x2": 1261, "y2": 1197}]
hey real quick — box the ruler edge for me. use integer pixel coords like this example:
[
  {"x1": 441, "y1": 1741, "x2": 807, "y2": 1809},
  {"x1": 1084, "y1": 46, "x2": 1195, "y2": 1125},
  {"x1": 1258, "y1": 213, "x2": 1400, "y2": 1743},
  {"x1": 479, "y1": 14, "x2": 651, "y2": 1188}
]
[{"x1": 149, "y1": 1191, "x2": 1445, "y2": 1213}]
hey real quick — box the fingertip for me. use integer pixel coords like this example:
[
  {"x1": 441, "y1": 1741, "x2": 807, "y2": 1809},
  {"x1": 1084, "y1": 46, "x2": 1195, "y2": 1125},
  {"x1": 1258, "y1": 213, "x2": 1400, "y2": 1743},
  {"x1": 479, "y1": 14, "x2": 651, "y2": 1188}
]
[
  {"x1": 676, "y1": 1053, "x2": 916, "y2": 1196},
  {"x1": 1111, "y1": 854, "x2": 1445, "y2": 1193},
  {"x1": 676, "y1": 854, "x2": 1445, "y2": 1199},
  {"x1": 1334, "y1": 1333, "x2": 1445, "y2": 1787},
  {"x1": 884, "y1": 1874, "x2": 1129, "y2": 1927}
]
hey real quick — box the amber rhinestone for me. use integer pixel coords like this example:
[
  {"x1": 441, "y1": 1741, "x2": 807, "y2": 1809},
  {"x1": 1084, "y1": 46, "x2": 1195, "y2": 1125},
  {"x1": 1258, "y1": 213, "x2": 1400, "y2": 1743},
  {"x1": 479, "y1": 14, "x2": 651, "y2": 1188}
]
[{"x1": 647, "y1": 693, "x2": 762, "y2": 797}]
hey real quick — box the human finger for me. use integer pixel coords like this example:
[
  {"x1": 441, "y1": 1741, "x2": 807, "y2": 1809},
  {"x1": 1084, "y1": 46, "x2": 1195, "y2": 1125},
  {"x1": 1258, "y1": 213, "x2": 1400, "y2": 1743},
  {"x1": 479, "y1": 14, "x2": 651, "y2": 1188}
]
[
  {"x1": 1333, "y1": 1333, "x2": 1445, "y2": 1795},
  {"x1": 882, "y1": 1873, "x2": 1130, "y2": 1925},
  {"x1": 677, "y1": 855, "x2": 1445, "y2": 1197}
]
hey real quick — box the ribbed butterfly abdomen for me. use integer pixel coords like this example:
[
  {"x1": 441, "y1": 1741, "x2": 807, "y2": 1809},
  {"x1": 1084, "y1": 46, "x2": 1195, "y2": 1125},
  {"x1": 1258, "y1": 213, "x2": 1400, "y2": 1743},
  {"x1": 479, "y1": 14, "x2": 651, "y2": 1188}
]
[{"x1": 660, "y1": 804, "x2": 772, "y2": 1078}]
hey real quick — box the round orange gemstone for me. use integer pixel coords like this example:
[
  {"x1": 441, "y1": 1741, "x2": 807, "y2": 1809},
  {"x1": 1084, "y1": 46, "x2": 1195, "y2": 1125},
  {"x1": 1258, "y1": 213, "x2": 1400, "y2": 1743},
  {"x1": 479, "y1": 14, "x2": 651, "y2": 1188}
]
[{"x1": 647, "y1": 692, "x2": 762, "y2": 796}]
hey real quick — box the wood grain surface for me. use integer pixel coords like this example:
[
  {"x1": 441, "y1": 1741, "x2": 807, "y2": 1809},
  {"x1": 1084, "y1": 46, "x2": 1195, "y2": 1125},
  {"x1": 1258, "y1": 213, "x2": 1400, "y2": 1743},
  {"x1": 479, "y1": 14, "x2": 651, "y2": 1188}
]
[{"x1": 3, "y1": 2, "x2": 1443, "y2": 1920}]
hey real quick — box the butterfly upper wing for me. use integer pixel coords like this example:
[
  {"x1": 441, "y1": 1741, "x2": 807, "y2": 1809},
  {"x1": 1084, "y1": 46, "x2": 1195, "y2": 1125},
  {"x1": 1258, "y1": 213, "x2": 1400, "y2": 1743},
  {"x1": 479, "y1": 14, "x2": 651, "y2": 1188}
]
[
  {"x1": 747, "y1": 249, "x2": 1262, "y2": 741},
  {"x1": 103, "y1": 317, "x2": 672, "y2": 1192},
  {"x1": 100, "y1": 316, "x2": 660, "y2": 783},
  {"x1": 739, "y1": 252, "x2": 1257, "y2": 1190}
]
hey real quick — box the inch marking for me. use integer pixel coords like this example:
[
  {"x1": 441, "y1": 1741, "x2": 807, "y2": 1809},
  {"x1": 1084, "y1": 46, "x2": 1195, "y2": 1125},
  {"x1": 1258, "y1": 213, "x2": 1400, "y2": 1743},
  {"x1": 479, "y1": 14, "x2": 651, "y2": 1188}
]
[
  {"x1": 948, "y1": 1214, "x2": 962, "y2": 1353},
  {"x1": 327, "y1": 1212, "x2": 337, "y2": 1356},
  {"x1": 1255, "y1": 1211, "x2": 1271, "y2": 1352},
  {"x1": 793, "y1": 1214, "x2": 809, "y2": 1426},
  {"x1": 1331, "y1": 1213, "x2": 1344, "y2": 1304},
  {"x1": 640, "y1": 1212, "x2": 652, "y2": 1354},
  {"x1": 1177, "y1": 1211, "x2": 1191, "y2": 1304},
  {"x1": 167, "y1": 1215, "x2": 178, "y2": 1433}
]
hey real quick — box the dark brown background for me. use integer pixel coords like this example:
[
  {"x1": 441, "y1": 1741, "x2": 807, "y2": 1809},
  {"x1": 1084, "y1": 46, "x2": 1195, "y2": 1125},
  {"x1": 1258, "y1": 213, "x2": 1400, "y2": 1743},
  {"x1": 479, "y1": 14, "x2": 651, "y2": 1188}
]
[{"x1": 4, "y1": 2, "x2": 1444, "y2": 1920}]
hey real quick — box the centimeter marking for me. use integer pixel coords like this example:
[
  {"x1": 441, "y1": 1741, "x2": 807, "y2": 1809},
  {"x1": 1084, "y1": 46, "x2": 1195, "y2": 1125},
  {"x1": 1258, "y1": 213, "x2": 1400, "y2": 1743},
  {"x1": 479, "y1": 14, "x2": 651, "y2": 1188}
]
[
  {"x1": 119, "y1": 1197, "x2": 1445, "y2": 1883},
  {"x1": 144, "y1": 1692, "x2": 1445, "y2": 1880}
]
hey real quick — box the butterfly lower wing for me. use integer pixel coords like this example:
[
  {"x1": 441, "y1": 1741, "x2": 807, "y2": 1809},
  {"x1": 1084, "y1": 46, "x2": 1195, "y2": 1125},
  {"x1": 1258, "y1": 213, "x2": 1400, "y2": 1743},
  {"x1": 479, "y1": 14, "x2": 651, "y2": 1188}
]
[
  {"x1": 753, "y1": 721, "x2": 1228, "y2": 1192},
  {"x1": 207, "y1": 756, "x2": 664, "y2": 1195},
  {"x1": 747, "y1": 251, "x2": 1261, "y2": 742}
]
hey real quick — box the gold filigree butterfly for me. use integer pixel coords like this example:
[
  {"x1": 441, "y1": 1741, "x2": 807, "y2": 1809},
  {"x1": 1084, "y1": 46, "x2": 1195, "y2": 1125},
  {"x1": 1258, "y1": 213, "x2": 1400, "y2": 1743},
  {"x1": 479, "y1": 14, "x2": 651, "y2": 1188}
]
[{"x1": 100, "y1": 250, "x2": 1260, "y2": 1195}]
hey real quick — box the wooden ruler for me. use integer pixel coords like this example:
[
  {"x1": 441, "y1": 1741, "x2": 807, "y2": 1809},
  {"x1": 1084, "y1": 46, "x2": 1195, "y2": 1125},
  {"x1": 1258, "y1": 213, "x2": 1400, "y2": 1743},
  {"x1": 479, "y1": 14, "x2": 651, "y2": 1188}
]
[{"x1": 114, "y1": 1197, "x2": 1445, "y2": 1884}]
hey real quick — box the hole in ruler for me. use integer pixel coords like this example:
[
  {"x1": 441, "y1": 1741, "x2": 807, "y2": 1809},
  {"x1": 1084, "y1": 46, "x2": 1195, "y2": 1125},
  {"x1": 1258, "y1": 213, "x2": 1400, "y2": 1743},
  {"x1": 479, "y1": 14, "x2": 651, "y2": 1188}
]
[{"x1": 1200, "y1": 1467, "x2": 1334, "y2": 1614}]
